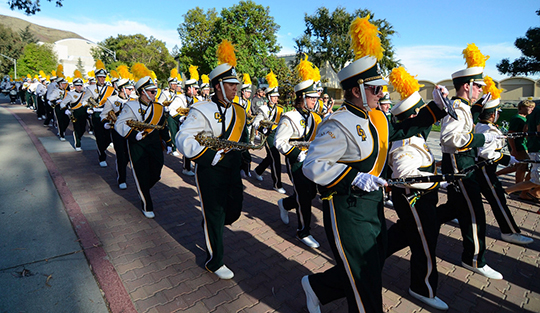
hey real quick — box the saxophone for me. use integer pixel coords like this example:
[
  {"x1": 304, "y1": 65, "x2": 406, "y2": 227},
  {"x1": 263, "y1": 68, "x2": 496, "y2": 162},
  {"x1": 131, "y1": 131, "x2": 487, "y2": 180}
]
[
  {"x1": 289, "y1": 141, "x2": 310, "y2": 151},
  {"x1": 194, "y1": 132, "x2": 267, "y2": 151},
  {"x1": 259, "y1": 119, "x2": 277, "y2": 129},
  {"x1": 69, "y1": 107, "x2": 77, "y2": 123},
  {"x1": 162, "y1": 100, "x2": 172, "y2": 107},
  {"x1": 176, "y1": 107, "x2": 190, "y2": 116},
  {"x1": 126, "y1": 120, "x2": 164, "y2": 132},
  {"x1": 105, "y1": 110, "x2": 117, "y2": 127}
]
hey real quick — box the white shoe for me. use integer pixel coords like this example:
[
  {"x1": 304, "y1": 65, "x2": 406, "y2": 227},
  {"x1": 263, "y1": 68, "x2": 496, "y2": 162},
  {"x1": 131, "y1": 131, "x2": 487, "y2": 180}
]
[
  {"x1": 88, "y1": 131, "x2": 94, "y2": 135},
  {"x1": 182, "y1": 169, "x2": 195, "y2": 176},
  {"x1": 172, "y1": 151, "x2": 180, "y2": 156},
  {"x1": 301, "y1": 276, "x2": 321, "y2": 313},
  {"x1": 277, "y1": 199, "x2": 289, "y2": 224},
  {"x1": 253, "y1": 172, "x2": 263, "y2": 181},
  {"x1": 461, "y1": 262, "x2": 503, "y2": 280},
  {"x1": 213, "y1": 265, "x2": 234, "y2": 279},
  {"x1": 99, "y1": 161, "x2": 107, "y2": 168},
  {"x1": 450, "y1": 218, "x2": 459, "y2": 225},
  {"x1": 298, "y1": 235, "x2": 320, "y2": 248},
  {"x1": 38, "y1": 117, "x2": 42, "y2": 120},
  {"x1": 118, "y1": 183, "x2": 127, "y2": 190},
  {"x1": 384, "y1": 199, "x2": 393, "y2": 207},
  {"x1": 59, "y1": 137, "x2": 66, "y2": 141},
  {"x1": 274, "y1": 187, "x2": 286, "y2": 194},
  {"x1": 409, "y1": 289, "x2": 448, "y2": 310},
  {"x1": 142, "y1": 210, "x2": 155, "y2": 219},
  {"x1": 501, "y1": 233, "x2": 534, "y2": 245},
  {"x1": 75, "y1": 147, "x2": 82, "y2": 152}
]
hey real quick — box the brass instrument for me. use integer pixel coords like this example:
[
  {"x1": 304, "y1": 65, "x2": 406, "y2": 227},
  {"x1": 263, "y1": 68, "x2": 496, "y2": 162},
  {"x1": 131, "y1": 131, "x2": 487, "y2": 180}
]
[
  {"x1": 246, "y1": 114, "x2": 255, "y2": 124},
  {"x1": 69, "y1": 108, "x2": 77, "y2": 123},
  {"x1": 176, "y1": 107, "x2": 190, "y2": 116},
  {"x1": 194, "y1": 132, "x2": 267, "y2": 151},
  {"x1": 126, "y1": 120, "x2": 164, "y2": 132},
  {"x1": 259, "y1": 119, "x2": 277, "y2": 129},
  {"x1": 289, "y1": 141, "x2": 310, "y2": 151},
  {"x1": 87, "y1": 97, "x2": 99, "y2": 109},
  {"x1": 103, "y1": 110, "x2": 117, "y2": 128},
  {"x1": 162, "y1": 100, "x2": 172, "y2": 107}
]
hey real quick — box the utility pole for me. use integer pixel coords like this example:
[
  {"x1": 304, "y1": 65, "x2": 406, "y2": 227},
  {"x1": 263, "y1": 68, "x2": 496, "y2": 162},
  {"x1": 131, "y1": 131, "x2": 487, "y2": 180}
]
[{"x1": 0, "y1": 53, "x2": 17, "y2": 79}]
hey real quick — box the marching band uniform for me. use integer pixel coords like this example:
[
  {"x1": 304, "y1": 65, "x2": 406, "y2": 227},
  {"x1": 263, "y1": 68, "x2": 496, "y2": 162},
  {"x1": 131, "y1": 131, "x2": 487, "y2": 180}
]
[
  {"x1": 35, "y1": 78, "x2": 47, "y2": 120},
  {"x1": 253, "y1": 74, "x2": 285, "y2": 193},
  {"x1": 274, "y1": 76, "x2": 322, "y2": 248},
  {"x1": 100, "y1": 78, "x2": 133, "y2": 189},
  {"x1": 176, "y1": 44, "x2": 247, "y2": 279},
  {"x1": 177, "y1": 74, "x2": 200, "y2": 176},
  {"x1": 115, "y1": 76, "x2": 172, "y2": 218},
  {"x1": 48, "y1": 78, "x2": 68, "y2": 140},
  {"x1": 43, "y1": 77, "x2": 57, "y2": 126},
  {"x1": 234, "y1": 74, "x2": 253, "y2": 177},
  {"x1": 60, "y1": 78, "x2": 87, "y2": 149}
]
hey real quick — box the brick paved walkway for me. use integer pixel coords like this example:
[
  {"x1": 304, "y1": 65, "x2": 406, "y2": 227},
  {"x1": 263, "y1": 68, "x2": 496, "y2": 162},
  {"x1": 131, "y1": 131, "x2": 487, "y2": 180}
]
[{"x1": 7, "y1": 103, "x2": 540, "y2": 313}]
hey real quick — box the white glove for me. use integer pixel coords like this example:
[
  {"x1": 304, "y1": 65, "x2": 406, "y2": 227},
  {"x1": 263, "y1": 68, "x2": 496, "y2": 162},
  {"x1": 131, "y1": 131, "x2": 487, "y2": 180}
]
[
  {"x1": 509, "y1": 156, "x2": 519, "y2": 166},
  {"x1": 351, "y1": 173, "x2": 387, "y2": 192},
  {"x1": 87, "y1": 109, "x2": 94, "y2": 114},
  {"x1": 164, "y1": 106, "x2": 170, "y2": 112},
  {"x1": 135, "y1": 131, "x2": 144, "y2": 141},
  {"x1": 297, "y1": 151, "x2": 307, "y2": 163},
  {"x1": 211, "y1": 149, "x2": 225, "y2": 166},
  {"x1": 440, "y1": 182, "x2": 450, "y2": 189},
  {"x1": 64, "y1": 110, "x2": 72, "y2": 116},
  {"x1": 179, "y1": 116, "x2": 186, "y2": 123},
  {"x1": 483, "y1": 133, "x2": 496, "y2": 144},
  {"x1": 166, "y1": 146, "x2": 173, "y2": 155},
  {"x1": 432, "y1": 85, "x2": 449, "y2": 109},
  {"x1": 103, "y1": 122, "x2": 111, "y2": 130},
  {"x1": 476, "y1": 92, "x2": 492, "y2": 106}
]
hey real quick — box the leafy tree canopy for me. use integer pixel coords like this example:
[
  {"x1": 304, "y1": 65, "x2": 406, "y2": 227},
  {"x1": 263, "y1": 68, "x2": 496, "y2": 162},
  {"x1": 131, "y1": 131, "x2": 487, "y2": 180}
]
[
  {"x1": 8, "y1": 0, "x2": 63, "y2": 15},
  {"x1": 294, "y1": 7, "x2": 399, "y2": 75},
  {"x1": 0, "y1": 24, "x2": 24, "y2": 77},
  {"x1": 19, "y1": 25, "x2": 38, "y2": 44},
  {"x1": 497, "y1": 9, "x2": 540, "y2": 76},
  {"x1": 16, "y1": 43, "x2": 58, "y2": 77}
]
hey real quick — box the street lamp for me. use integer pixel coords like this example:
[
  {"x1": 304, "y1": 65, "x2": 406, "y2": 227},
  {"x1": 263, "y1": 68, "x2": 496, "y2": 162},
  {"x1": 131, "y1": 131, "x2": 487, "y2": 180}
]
[
  {"x1": 86, "y1": 41, "x2": 117, "y2": 62},
  {"x1": 0, "y1": 53, "x2": 17, "y2": 79}
]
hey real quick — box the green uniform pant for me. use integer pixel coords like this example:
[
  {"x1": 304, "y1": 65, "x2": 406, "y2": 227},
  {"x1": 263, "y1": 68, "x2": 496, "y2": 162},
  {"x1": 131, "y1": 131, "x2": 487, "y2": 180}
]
[
  {"x1": 112, "y1": 130, "x2": 129, "y2": 185},
  {"x1": 167, "y1": 114, "x2": 180, "y2": 151},
  {"x1": 55, "y1": 105, "x2": 70, "y2": 138},
  {"x1": 92, "y1": 112, "x2": 112, "y2": 162},
  {"x1": 195, "y1": 161, "x2": 243, "y2": 272},
  {"x1": 71, "y1": 108, "x2": 87, "y2": 148},
  {"x1": 254, "y1": 131, "x2": 282, "y2": 189},
  {"x1": 310, "y1": 190, "x2": 386, "y2": 313}
]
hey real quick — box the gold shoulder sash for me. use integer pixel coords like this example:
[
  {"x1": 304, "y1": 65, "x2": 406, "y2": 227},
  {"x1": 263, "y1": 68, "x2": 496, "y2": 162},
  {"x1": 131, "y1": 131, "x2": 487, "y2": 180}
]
[{"x1": 367, "y1": 109, "x2": 389, "y2": 177}]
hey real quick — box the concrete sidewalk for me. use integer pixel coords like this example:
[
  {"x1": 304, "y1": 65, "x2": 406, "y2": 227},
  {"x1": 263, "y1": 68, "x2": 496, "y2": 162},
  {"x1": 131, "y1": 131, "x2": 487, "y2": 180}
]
[{"x1": 1, "y1": 96, "x2": 540, "y2": 313}]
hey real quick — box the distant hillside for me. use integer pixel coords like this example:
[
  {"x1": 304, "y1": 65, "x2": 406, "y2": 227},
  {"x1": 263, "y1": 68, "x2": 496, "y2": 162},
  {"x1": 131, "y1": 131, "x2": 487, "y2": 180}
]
[{"x1": 0, "y1": 14, "x2": 86, "y2": 43}]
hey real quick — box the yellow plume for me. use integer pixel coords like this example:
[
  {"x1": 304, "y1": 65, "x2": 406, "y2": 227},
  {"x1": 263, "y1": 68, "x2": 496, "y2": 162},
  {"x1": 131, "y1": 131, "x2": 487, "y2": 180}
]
[
  {"x1": 66, "y1": 76, "x2": 73, "y2": 83},
  {"x1": 189, "y1": 65, "x2": 199, "y2": 81},
  {"x1": 56, "y1": 64, "x2": 64, "y2": 77},
  {"x1": 51, "y1": 70, "x2": 56, "y2": 77},
  {"x1": 177, "y1": 74, "x2": 182, "y2": 82},
  {"x1": 295, "y1": 54, "x2": 318, "y2": 81},
  {"x1": 34, "y1": 74, "x2": 38, "y2": 79},
  {"x1": 242, "y1": 73, "x2": 251, "y2": 85},
  {"x1": 26, "y1": 74, "x2": 31, "y2": 79},
  {"x1": 88, "y1": 70, "x2": 95, "y2": 78},
  {"x1": 382, "y1": 85, "x2": 388, "y2": 93},
  {"x1": 216, "y1": 39, "x2": 237, "y2": 67},
  {"x1": 389, "y1": 67, "x2": 424, "y2": 100},
  {"x1": 482, "y1": 76, "x2": 503, "y2": 100},
  {"x1": 131, "y1": 63, "x2": 152, "y2": 81},
  {"x1": 46, "y1": 75, "x2": 50, "y2": 81},
  {"x1": 150, "y1": 70, "x2": 157, "y2": 80},
  {"x1": 105, "y1": 76, "x2": 110, "y2": 82},
  {"x1": 73, "y1": 70, "x2": 83, "y2": 79},
  {"x1": 110, "y1": 70, "x2": 119, "y2": 79},
  {"x1": 170, "y1": 68, "x2": 178, "y2": 79},
  {"x1": 266, "y1": 71, "x2": 278, "y2": 89},
  {"x1": 39, "y1": 70, "x2": 45, "y2": 78},
  {"x1": 349, "y1": 15, "x2": 384, "y2": 61},
  {"x1": 116, "y1": 65, "x2": 131, "y2": 79},
  {"x1": 95, "y1": 60, "x2": 105, "y2": 70},
  {"x1": 201, "y1": 74, "x2": 209, "y2": 84},
  {"x1": 462, "y1": 43, "x2": 489, "y2": 68}
]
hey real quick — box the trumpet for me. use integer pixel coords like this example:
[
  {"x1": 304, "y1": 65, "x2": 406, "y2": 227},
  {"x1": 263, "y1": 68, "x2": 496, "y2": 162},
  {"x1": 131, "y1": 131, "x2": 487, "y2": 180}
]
[
  {"x1": 104, "y1": 110, "x2": 117, "y2": 127},
  {"x1": 194, "y1": 132, "x2": 267, "y2": 151},
  {"x1": 162, "y1": 100, "x2": 172, "y2": 107},
  {"x1": 176, "y1": 107, "x2": 190, "y2": 116},
  {"x1": 69, "y1": 108, "x2": 77, "y2": 123},
  {"x1": 126, "y1": 120, "x2": 164, "y2": 132}
]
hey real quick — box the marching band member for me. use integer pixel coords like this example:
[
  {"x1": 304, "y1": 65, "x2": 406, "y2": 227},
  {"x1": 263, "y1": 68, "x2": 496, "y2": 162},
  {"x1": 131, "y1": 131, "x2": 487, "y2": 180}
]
[
  {"x1": 274, "y1": 56, "x2": 322, "y2": 248},
  {"x1": 176, "y1": 40, "x2": 248, "y2": 280},
  {"x1": 60, "y1": 72, "x2": 87, "y2": 150},
  {"x1": 234, "y1": 73, "x2": 254, "y2": 178},
  {"x1": 47, "y1": 77, "x2": 68, "y2": 140},
  {"x1": 115, "y1": 70, "x2": 173, "y2": 219},
  {"x1": 200, "y1": 74, "x2": 211, "y2": 101},
  {"x1": 35, "y1": 75, "x2": 47, "y2": 121},
  {"x1": 385, "y1": 67, "x2": 447, "y2": 310},
  {"x1": 436, "y1": 44, "x2": 502, "y2": 279},
  {"x1": 100, "y1": 78, "x2": 134, "y2": 190},
  {"x1": 301, "y1": 16, "x2": 446, "y2": 313},
  {"x1": 475, "y1": 77, "x2": 533, "y2": 245},
  {"x1": 252, "y1": 71, "x2": 285, "y2": 194},
  {"x1": 177, "y1": 65, "x2": 201, "y2": 176},
  {"x1": 163, "y1": 68, "x2": 183, "y2": 157},
  {"x1": 43, "y1": 71, "x2": 58, "y2": 127}
]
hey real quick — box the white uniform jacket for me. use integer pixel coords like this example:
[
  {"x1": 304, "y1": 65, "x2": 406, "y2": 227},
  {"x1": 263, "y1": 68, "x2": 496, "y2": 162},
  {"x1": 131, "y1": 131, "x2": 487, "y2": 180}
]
[
  {"x1": 476, "y1": 121, "x2": 511, "y2": 165},
  {"x1": 84, "y1": 83, "x2": 115, "y2": 112},
  {"x1": 440, "y1": 97, "x2": 486, "y2": 154},
  {"x1": 100, "y1": 94, "x2": 128, "y2": 121},
  {"x1": 253, "y1": 103, "x2": 283, "y2": 131},
  {"x1": 60, "y1": 90, "x2": 86, "y2": 110},
  {"x1": 274, "y1": 109, "x2": 321, "y2": 162}
]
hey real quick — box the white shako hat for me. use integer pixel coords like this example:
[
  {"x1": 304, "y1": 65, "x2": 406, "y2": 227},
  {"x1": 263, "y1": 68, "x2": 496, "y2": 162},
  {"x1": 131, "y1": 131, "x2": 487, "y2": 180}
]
[
  {"x1": 294, "y1": 54, "x2": 320, "y2": 98},
  {"x1": 452, "y1": 43, "x2": 489, "y2": 99},
  {"x1": 72, "y1": 78, "x2": 84, "y2": 86}
]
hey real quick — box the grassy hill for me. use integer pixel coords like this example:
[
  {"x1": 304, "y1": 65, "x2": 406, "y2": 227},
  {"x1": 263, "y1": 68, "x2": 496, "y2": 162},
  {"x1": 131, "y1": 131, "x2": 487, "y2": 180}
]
[{"x1": 0, "y1": 14, "x2": 85, "y2": 43}]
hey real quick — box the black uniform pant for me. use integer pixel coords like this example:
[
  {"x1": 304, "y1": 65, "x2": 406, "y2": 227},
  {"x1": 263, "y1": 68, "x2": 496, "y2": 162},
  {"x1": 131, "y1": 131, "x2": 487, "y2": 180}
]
[
  {"x1": 112, "y1": 130, "x2": 129, "y2": 185},
  {"x1": 36, "y1": 95, "x2": 45, "y2": 118},
  {"x1": 254, "y1": 133, "x2": 282, "y2": 189},
  {"x1": 25, "y1": 91, "x2": 33, "y2": 109},
  {"x1": 438, "y1": 152, "x2": 487, "y2": 268},
  {"x1": 310, "y1": 190, "x2": 386, "y2": 313},
  {"x1": 282, "y1": 158, "x2": 316, "y2": 238},
  {"x1": 127, "y1": 140, "x2": 163, "y2": 212},
  {"x1": 195, "y1": 163, "x2": 243, "y2": 272},
  {"x1": 387, "y1": 188, "x2": 440, "y2": 298},
  {"x1": 476, "y1": 162, "x2": 521, "y2": 234},
  {"x1": 71, "y1": 108, "x2": 87, "y2": 148},
  {"x1": 167, "y1": 115, "x2": 180, "y2": 151},
  {"x1": 55, "y1": 106, "x2": 70, "y2": 138},
  {"x1": 92, "y1": 112, "x2": 112, "y2": 162},
  {"x1": 43, "y1": 101, "x2": 55, "y2": 126}
]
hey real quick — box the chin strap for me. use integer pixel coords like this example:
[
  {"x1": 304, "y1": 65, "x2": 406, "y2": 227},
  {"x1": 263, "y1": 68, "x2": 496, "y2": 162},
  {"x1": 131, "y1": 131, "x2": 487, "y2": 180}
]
[
  {"x1": 469, "y1": 81, "x2": 473, "y2": 101},
  {"x1": 359, "y1": 82, "x2": 371, "y2": 112},
  {"x1": 219, "y1": 81, "x2": 231, "y2": 104}
]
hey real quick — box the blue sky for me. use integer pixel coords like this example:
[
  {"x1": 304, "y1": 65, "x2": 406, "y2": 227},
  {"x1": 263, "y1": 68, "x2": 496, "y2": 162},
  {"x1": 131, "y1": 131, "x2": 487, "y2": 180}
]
[{"x1": 1, "y1": 0, "x2": 538, "y2": 82}]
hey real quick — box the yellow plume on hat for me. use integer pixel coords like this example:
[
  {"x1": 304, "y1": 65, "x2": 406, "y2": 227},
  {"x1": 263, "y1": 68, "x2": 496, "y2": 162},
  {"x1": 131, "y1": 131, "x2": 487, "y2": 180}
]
[
  {"x1": 131, "y1": 63, "x2": 152, "y2": 81},
  {"x1": 74, "y1": 70, "x2": 83, "y2": 79},
  {"x1": 51, "y1": 70, "x2": 56, "y2": 77},
  {"x1": 88, "y1": 70, "x2": 95, "y2": 78},
  {"x1": 266, "y1": 71, "x2": 278, "y2": 89},
  {"x1": 170, "y1": 68, "x2": 178, "y2": 79},
  {"x1": 39, "y1": 70, "x2": 45, "y2": 78},
  {"x1": 242, "y1": 73, "x2": 251, "y2": 85},
  {"x1": 349, "y1": 15, "x2": 384, "y2": 61},
  {"x1": 26, "y1": 74, "x2": 31, "y2": 79},
  {"x1": 295, "y1": 54, "x2": 318, "y2": 81},
  {"x1": 34, "y1": 74, "x2": 38, "y2": 79},
  {"x1": 216, "y1": 39, "x2": 237, "y2": 67},
  {"x1": 389, "y1": 67, "x2": 424, "y2": 100},
  {"x1": 382, "y1": 85, "x2": 388, "y2": 93},
  {"x1": 462, "y1": 43, "x2": 489, "y2": 68},
  {"x1": 482, "y1": 76, "x2": 503, "y2": 100},
  {"x1": 110, "y1": 70, "x2": 119, "y2": 79},
  {"x1": 177, "y1": 74, "x2": 182, "y2": 82},
  {"x1": 66, "y1": 76, "x2": 73, "y2": 83},
  {"x1": 189, "y1": 65, "x2": 199, "y2": 81},
  {"x1": 95, "y1": 60, "x2": 105, "y2": 70},
  {"x1": 56, "y1": 64, "x2": 64, "y2": 77},
  {"x1": 46, "y1": 75, "x2": 50, "y2": 81},
  {"x1": 116, "y1": 65, "x2": 130, "y2": 79},
  {"x1": 150, "y1": 70, "x2": 157, "y2": 80},
  {"x1": 201, "y1": 74, "x2": 209, "y2": 84}
]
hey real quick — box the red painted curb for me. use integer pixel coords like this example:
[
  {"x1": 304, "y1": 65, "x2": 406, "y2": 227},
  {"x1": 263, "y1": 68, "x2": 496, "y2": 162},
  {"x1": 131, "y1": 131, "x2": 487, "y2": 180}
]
[{"x1": 9, "y1": 108, "x2": 137, "y2": 313}]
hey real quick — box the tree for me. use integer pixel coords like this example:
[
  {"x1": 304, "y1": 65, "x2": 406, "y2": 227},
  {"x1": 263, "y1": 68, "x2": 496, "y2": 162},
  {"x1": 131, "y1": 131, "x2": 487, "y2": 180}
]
[
  {"x1": 497, "y1": 9, "x2": 540, "y2": 76},
  {"x1": 294, "y1": 7, "x2": 399, "y2": 75},
  {"x1": 16, "y1": 43, "x2": 58, "y2": 77},
  {"x1": 19, "y1": 25, "x2": 38, "y2": 44},
  {"x1": 91, "y1": 34, "x2": 177, "y2": 82},
  {"x1": 8, "y1": 0, "x2": 63, "y2": 15},
  {"x1": 0, "y1": 24, "x2": 24, "y2": 77},
  {"x1": 76, "y1": 57, "x2": 86, "y2": 76}
]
